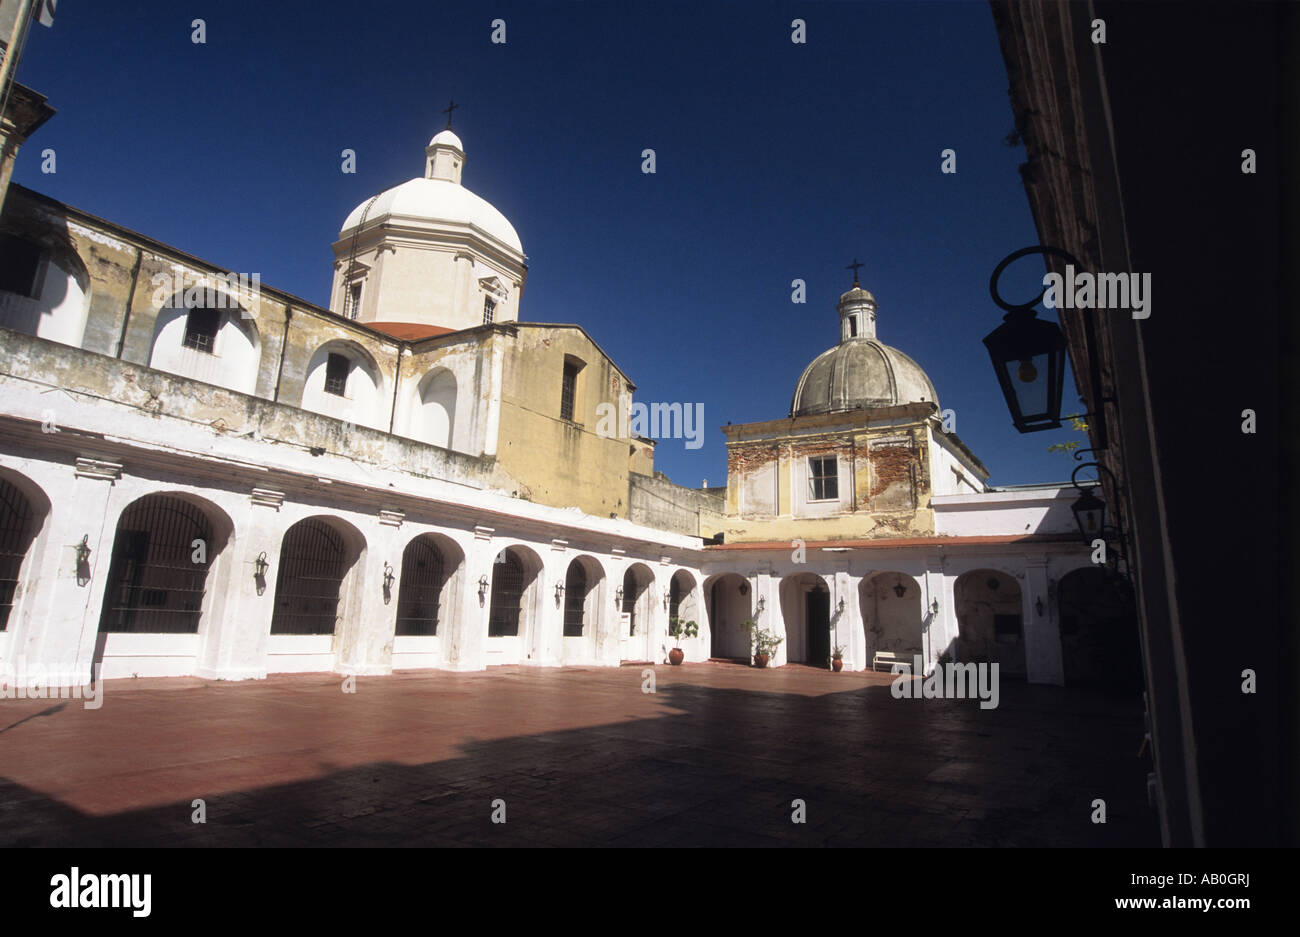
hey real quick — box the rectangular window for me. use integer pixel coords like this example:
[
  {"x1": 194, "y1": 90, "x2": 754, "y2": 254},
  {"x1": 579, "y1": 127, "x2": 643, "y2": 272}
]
[
  {"x1": 808, "y1": 456, "x2": 839, "y2": 501},
  {"x1": 560, "y1": 361, "x2": 580, "y2": 421},
  {"x1": 483, "y1": 296, "x2": 496, "y2": 324},
  {"x1": 347, "y1": 282, "x2": 362, "y2": 321},
  {"x1": 324, "y1": 352, "x2": 349, "y2": 396},
  {"x1": 0, "y1": 235, "x2": 42, "y2": 298},
  {"x1": 182, "y1": 308, "x2": 221, "y2": 353},
  {"x1": 848, "y1": 316, "x2": 858, "y2": 337}
]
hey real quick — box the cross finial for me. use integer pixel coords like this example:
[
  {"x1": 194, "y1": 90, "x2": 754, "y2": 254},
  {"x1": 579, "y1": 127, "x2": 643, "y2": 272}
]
[
  {"x1": 443, "y1": 99, "x2": 459, "y2": 130},
  {"x1": 846, "y1": 258, "x2": 864, "y2": 287}
]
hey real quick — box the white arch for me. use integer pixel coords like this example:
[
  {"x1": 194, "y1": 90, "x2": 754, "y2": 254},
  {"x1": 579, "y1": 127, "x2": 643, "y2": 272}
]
[
  {"x1": 408, "y1": 366, "x2": 458, "y2": 450},
  {"x1": 148, "y1": 296, "x2": 261, "y2": 394},
  {"x1": 302, "y1": 340, "x2": 387, "y2": 430}
]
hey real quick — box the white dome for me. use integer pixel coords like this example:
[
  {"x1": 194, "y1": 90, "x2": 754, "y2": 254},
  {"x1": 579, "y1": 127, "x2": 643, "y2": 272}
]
[
  {"x1": 339, "y1": 177, "x2": 522, "y2": 254},
  {"x1": 429, "y1": 129, "x2": 463, "y2": 150}
]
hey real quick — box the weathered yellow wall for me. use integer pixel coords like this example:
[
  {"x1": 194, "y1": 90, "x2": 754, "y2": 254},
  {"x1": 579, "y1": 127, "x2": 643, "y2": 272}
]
[
  {"x1": 495, "y1": 325, "x2": 637, "y2": 518},
  {"x1": 722, "y1": 409, "x2": 936, "y2": 542}
]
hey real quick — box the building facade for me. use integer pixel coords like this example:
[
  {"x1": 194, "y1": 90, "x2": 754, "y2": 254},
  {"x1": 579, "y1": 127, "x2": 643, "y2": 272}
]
[{"x1": 0, "y1": 124, "x2": 1107, "y2": 687}]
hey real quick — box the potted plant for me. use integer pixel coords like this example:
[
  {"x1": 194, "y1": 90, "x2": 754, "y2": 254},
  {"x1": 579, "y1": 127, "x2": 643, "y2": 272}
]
[
  {"x1": 831, "y1": 645, "x2": 846, "y2": 672},
  {"x1": 742, "y1": 618, "x2": 783, "y2": 668},
  {"x1": 667, "y1": 616, "x2": 697, "y2": 665}
]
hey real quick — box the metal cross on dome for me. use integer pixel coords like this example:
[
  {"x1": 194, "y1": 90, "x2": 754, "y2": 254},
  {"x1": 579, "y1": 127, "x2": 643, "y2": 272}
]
[
  {"x1": 443, "y1": 99, "x2": 459, "y2": 130},
  {"x1": 846, "y1": 258, "x2": 865, "y2": 287}
]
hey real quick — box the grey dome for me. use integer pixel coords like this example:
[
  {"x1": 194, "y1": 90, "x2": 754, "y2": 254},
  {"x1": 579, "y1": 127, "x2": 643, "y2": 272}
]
[{"x1": 790, "y1": 338, "x2": 939, "y2": 417}]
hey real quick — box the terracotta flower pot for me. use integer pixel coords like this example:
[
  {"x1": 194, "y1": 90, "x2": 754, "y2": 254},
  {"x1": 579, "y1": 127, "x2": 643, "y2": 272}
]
[
  {"x1": 832, "y1": 658, "x2": 843, "y2": 672},
  {"x1": 754, "y1": 653, "x2": 770, "y2": 668},
  {"x1": 668, "y1": 648, "x2": 684, "y2": 666}
]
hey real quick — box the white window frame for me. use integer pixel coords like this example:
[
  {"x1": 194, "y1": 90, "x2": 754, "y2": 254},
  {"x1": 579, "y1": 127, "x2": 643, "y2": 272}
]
[{"x1": 807, "y1": 456, "x2": 839, "y2": 502}]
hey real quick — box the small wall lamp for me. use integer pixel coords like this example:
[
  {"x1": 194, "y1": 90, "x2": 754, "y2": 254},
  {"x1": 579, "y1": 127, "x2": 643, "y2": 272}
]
[
  {"x1": 614, "y1": 586, "x2": 624, "y2": 608},
  {"x1": 893, "y1": 579, "x2": 907, "y2": 598},
  {"x1": 254, "y1": 551, "x2": 269, "y2": 595},
  {"x1": 663, "y1": 592, "x2": 670, "y2": 611},
  {"x1": 1035, "y1": 597, "x2": 1044, "y2": 617},
  {"x1": 837, "y1": 597, "x2": 846, "y2": 613},
  {"x1": 756, "y1": 596, "x2": 766, "y2": 613},
  {"x1": 478, "y1": 574, "x2": 490, "y2": 607},
  {"x1": 75, "y1": 535, "x2": 92, "y2": 586},
  {"x1": 555, "y1": 581, "x2": 565, "y2": 606},
  {"x1": 383, "y1": 562, "x2": 395, "y2": 604},
  {"x1": 931, "y1": 598, "x2": 940, "y2": 615}
]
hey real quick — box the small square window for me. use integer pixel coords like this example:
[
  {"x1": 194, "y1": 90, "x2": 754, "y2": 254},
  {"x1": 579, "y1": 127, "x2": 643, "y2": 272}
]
[
  {"x1": 808, "y1": 456, "x2": 839, "y2": 501},
  {"x1": 324, "y1": 353, "x2": 349, "y2": 396},
  {"x1": 182, "y1": 308, "x2": 221, "y2": 354}
]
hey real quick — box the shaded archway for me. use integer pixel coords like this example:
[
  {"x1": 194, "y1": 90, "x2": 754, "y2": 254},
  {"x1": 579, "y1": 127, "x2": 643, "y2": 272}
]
[
  {"x1": 98, "y1": 494, "x2": 228, "y2": 634},
  {"x1": 780, "y1": 572, "x2": 831, "y2": 667},
  {"x1": 1058, "y1": 566, "x2": 1142, "y2": 690},
  {"x1": 620, "y1": 563, "x2": 655, "y2": 662},
  {"x1": 666, "y1": 569, "x2": 702, "y2": 662},
  {"x1": 486, "y1": 545, "x2": 543, "y2": 664},
  {"x1": 391, "y1": 532, "x2": 464, "y2": 670},
  {"x1": 0, "y1": 469, "x2": 49, "y2": 633},
  {"x1": 270, "y1": 516, "x2": 364, "y2": 636},
  {"x1": 704, "y1": 572, "x2": 752, "y2": 662},
  {"x1": 859, "y1": 571, "x2": 925, "y2": 667},
  {"x1": 561, "y1": 554, "x2": 604, "y2": 663},
  {"x1": 394, "y1": 533, "x2": 464, "y2": 636},
  {"x1": 955, "y1": 569, "x2": 1025, "y2": 676}
]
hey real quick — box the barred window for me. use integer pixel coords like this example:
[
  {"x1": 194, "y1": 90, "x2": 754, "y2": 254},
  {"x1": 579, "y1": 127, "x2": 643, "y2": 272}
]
[
  {"x1": 560, "y1": 361, "x2": 580, "y2": 421},
  {"x1": 808, "y1": 456, "x2": 838, "y2": 501},
  {"x1": 563, "y1": 563, "x2": 587, "y2": 636},
  {"x1": 483, "y1": 296, "x2": 496, "y2": 324},
  {"x1": 324, "y1": 352, "x2": 349, "y2": 396},
  {"x1": 182, "y1": 308, "x2": 221, "y2": 353}
]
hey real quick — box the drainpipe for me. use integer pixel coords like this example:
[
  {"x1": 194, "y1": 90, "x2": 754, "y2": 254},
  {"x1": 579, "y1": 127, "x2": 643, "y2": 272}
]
[
  {"x1": 113, "y1": 248, "x2": 143, "y2": 359},
  {"x1": 388, "y1": 344, "x2": 407, "y2": 434},
  {"x1": 272, "y1": 307, "x2": 292, "y2": 401}
]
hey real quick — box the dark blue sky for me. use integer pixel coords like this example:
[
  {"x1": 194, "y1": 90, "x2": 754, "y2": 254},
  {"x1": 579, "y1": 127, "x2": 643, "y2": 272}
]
[{"x1": 11, "y1": 0, "x2": 1085, "y2": 489}]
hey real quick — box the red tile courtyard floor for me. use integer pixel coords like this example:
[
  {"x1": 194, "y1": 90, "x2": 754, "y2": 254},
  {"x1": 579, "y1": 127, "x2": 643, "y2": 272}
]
[{"x1": 0, "y1": 662, "x2": 1160, "y2": 847}]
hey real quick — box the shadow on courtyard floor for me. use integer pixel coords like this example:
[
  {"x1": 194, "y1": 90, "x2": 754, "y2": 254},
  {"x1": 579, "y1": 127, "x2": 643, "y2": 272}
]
[{"x1": 0, "y1": 670, "x2": 1159, "y2": 847}]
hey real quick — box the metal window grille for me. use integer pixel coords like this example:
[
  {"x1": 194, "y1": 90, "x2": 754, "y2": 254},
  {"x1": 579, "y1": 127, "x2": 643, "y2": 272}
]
[
  {"x1": 560, "y1": 363, "x2": 578, "y2": 421},
  {"x1": 98, "y1": 496, "x2": 213, "y2": 634},
  {"x1": 270, "y1": 519, "x2": 348, "y2": 635},
  {"x1": 395, "y1": 537, "x2": 445, "y2": 636},
  {"x1": 0, "y1": 479, "x2": 36, "y2": 631},
  {"x1": 182, "y1": 308, "x2": 221, "y2": 353},
  {"x1": 483, "y1": 296, "x2": 496, "y2": 325},
  {"x1": 809, "y1": 456, "x2": 839, "y2": 501},
  {"x1": 563, "y1": 563, "x2": 587, "y2": 636},
  {"x1": 324, "y1": 353, "x2": 349, "y2": 396},
  {"x1": 487, "y1": 550, "x2": 524, "y2": 636}
]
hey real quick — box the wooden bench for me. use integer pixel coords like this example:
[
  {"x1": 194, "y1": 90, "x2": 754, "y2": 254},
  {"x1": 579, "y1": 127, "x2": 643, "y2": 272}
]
[{"x1": 872, "y1": 650, "x2": 912, "y2": 673}]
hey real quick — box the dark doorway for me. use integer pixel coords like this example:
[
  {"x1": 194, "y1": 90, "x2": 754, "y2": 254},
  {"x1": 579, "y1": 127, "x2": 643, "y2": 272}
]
[{"x1": 806, "y1": 588, "x2": 830, "y2": 667}]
